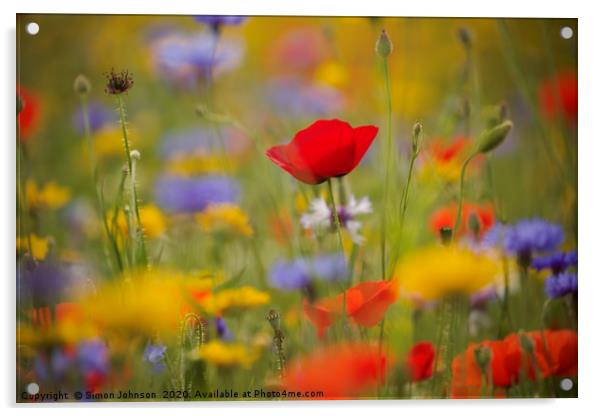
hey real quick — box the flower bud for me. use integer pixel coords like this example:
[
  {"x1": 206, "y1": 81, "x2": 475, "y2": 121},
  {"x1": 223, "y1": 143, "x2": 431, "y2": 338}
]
[
  {"x1": 73, "y1": 74, "x2": 91, "y2": 95},
  {"x1": 266, "y1": 309, "x2": 280, "y2": 331},
  {"x1": 476, "y1": 120, "x2": 513, "y2": 154},
  {"x1": 458, "y1": 27, "x2": 473, "y2": 49},
  {"x1": 468, "y1": 212, "x2": 481, "y2": 237},
  {"x1": 375, "y1": 29, "x2": 392, "y2": 58},
  {"x1": 473, "y1": 345, "x2": 492, "y2": 373},
  {"x1": 518, "y1": 331, "x2": 535, "y2": 355},
  {"x1": 412, "y1": 122, "x2": 423, "y2": 154},
  {"x1": 439, "y1": 227, "x2": 453, "y2": 246},
  {"x1": 130, "y1": 150, "x2": 141, "y2": 161}
]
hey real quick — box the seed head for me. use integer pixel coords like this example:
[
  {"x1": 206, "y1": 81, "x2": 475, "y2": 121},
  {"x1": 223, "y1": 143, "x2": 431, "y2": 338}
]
[{"x1": 105, "y1": 68, "x2": 134, "y2": 95}]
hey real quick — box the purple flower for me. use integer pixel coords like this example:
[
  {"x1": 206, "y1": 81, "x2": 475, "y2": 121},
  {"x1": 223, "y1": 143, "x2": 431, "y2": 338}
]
[
  {"x1": 310, "y1": 254, "x2": 348, "y2": 282},
  {"x1": 266, "y1": 77, "x2": 344, "y2": 118},
  {"x1": 154, "y1": 175, "x2": 240, "y2": 213},
  {"x1": 544, "y1": 272, "x2": 578, "y2": 298},
  {"x1": 72, "y1": 102, "x2": 115, "y2": 134},
  {"x1": 159, "y1": 127, "x2": 249, "y2": 160},
  {"x1": 77, "y1": 339, "x2": 109, "y2": 375},
  {"x1": 215, "y1": 317, "x2": 234, "y2": 341},
  {"x1": 269, "y1": 259, "x2": 310, "y2": 291},
  {"x1": 150, "y1": 31, "x2": 243, "y2": 87},
  {"x1": 194, "y1": 15, "x2": 247, "y2": 32},
  {"x1": 143, "y1": 344, "x2": 167, "y2": 373},
  {"x1": 19, "y1": 261, "x2": 74, "y2": 306},
  {"x1": 532, "y1": 251, "x2": 577, "y2": 274}
]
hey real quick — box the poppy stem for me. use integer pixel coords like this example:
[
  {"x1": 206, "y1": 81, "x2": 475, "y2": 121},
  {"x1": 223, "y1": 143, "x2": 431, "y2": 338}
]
[
  {"x1": 380, "y1": 54, "x2": 394, "y2": 282},
  {"x1": 327, "y1": 178, "x2": 345, "y2": 256},
  {"x1": 452, "y1": 152, "x2": 477, "y2": 240}
]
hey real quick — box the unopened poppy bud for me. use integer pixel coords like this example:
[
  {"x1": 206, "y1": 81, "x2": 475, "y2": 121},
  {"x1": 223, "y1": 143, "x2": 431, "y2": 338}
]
[
  {"x1": 518, "y1": 331, "x2": 535, "y2": 355},
  {"x1": 375, "y1": 29, "x2": 392, "y2": 58},
  {"x1": 73, "y1": 74, "x2": 91, "y2": 95},
  {"x1": 130, "y1": 149, "x2": 141, "y2": 161},
  {"x1": 412, "y1": 122, "x2": 423, "y2": 154},
  {"x1": 473, "y1": 345, "x2": 492, "y2": 373},
  {"x1": 440, "y1": 227, "x2": 453, "y2": 245},
  {"x1": 266, "y1": 309, "x2": 280, "y2": 331},
  {"x1": 458, "y1": 27, "x2": 473, "y2": 49},
  {"x1": 468, "y1": 212, "x2": 481, "y2": 237},
  {"x1": 476, "y1": 120, "x2": 513, "y2": 154}
]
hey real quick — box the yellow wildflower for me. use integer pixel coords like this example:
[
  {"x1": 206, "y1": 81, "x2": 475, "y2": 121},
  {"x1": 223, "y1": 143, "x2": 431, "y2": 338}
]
[
  {"x1": 195, "y1": 203, "x2": 253, "y2": 237},
  {"x1": 91, "y1": 125, "x2": 137, "y2": 159},
  {"x1": 394, "y1": 245, "x2": 498, "y2": 301},
  {"x1": 192, "y1": 340, "x2": 259, "y2": 368},
  {"x1": 166, "y1": 154, "x2": 234, "y2": 176},
  {"x1": 200, "y1": 286, "x2": 270, "y2": 315},
  {"x1": 25, "y1": 180, "x2": 70, "y2": 210},
  {"x1": 314, "y1": 60, "x2": 349, "y2": 88},
  {"x1": 16, "y1": 234, "x2": 50, "y2": 260},
  {"x1": 113, "y1": 204, "x2": 167, "y2": 239}
]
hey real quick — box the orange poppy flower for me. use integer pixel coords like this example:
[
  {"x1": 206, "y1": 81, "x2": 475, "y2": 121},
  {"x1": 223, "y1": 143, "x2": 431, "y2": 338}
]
[
  {"x1": 407, "y1": 341, "x2": 435, "y2": 382},
  {"x1": 303, "y1": 279, "x2": 399, "y2": 337},
  {"x1": 283, "y1": 343, "x2": 391, "y2": 399},
  {"x1": 538, "y1": 71, "x2": 577, "y2": 124},
  {"x1": 430, "y1": 202, "x2": 495, "y2": 238},
  {"x1": 430, "y1": 136, "x2": 471, "y2": 164}
]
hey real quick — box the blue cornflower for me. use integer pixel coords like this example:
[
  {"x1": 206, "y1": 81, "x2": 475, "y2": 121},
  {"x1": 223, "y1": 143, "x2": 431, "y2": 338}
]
[
  {"x1": 150, "y1": 32, "x2": 243, "y2": 87},
  {"x1": 268, "y1": 253, "x2": 348, "y2": 291},
  {"x1": 215, "y1": 317, "x2": 234, "y2": 341},
  {"x1": 77, "y1": 339, "x2": 109, "y2": 375},
  {"x1": 266, "y1": 77, "x2": 344, "y2": 118},
  {"x1": 544, "y1": 272, "x2": 578, "y2": 298},
  {"x1": 143, "y1": 344, "x2": 167, "y2": 373},
  {"x1": 19, "y1": 261, "x2": 74, "y2": 305},
  {"x1": 194, "y1": 15, "x2": 247, "y2": 33},
  {"x1": 154, "y1": 175, "x2": 240, "y2": 213},
  {"x1": 532, "y1": 251, "x2": 577, "y2": 274},
  {"x1": 158, "y1": 127, "x2": 248, "y2": 160},
  {"x1": 72, "y1": 101, "x2": 115, "y2": 134}
]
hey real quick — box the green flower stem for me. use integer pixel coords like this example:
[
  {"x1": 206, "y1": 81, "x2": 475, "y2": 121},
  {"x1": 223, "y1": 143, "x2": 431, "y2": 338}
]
[
  {"x1": 380, "y1": 55, "x2": 394, "y2": 282},
  {"x1": 116, "y1": 96, "x2": 133, "y2": 175},
  {"x1": 327, "y1": 178, "x2": 345, "y2": 256},
  {"x1": 452, "y1": 152, "x2": 477, "y2": 240}
]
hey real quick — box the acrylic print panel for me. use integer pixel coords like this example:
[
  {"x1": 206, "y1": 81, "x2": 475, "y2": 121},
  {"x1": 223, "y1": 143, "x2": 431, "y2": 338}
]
[{"x1": 16, "y1": 14, "x2": 577, "y2": 403}]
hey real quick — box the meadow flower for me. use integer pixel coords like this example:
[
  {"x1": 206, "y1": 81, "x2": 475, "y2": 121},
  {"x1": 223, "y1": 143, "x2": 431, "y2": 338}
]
[
  {"x1": 199, "y1": 286, "x2": 270, "y2": 315},
  {"x1": 407, "y1": 341, "x2": 435, "y2": 382},
  {"x1": 72, "y1": 101, "x2": 115, "y2": 134},
  {"x1": 104, "y1": 68, "x2": 134, "y2": 95},
  {"x1": 88, "y1": 125, "x2": 136, "y2": 159},
  {"x1": 429, "y1": 202, "x2": 495, "y2": 239},
  {"x1": 17, "y1": 85, "x2": 41, "y2": 140},
  {"x1": 301, "y1": 195, "x2": 373, "y2": 244},
  {"x1": 532, "y1": 251, "x2": 577, "y2": 274},
  {"x1": 25, "y1": 180, "x2": 71, "y2": 210},
  {"x1": 283, "y1": 343, "x2": 391, "y2": 398},
  {"x1": 538, "y1": 71, "x2": 577, "y2": 124},
  {"x1": 313, "y1": 60, "x2": 349, "y2": 89},
  {"x1": 17, "y1": 234, "x2": 50, "y2": 260},
  {"x1": 266, "y1": 77, "x2": 344, "y2": 118},
  {"x1": 150, "y1": 31, "x2": 244, "y2": 87},
  {"x1": 143, "y1": 344, "x2": 167, "y2": 373},
  {"x1": 268, "y1": 253, "x2": 348, "y2": 291},
  {"x1": 154, "y1": 175, "x2": 240, "y2": 214},
  {"x1": 266, "y1": 119, "x2": 378, "y2": 185},
  {"x1": 114, "y1": 204, "x2": 167, "y2": 239},
  {"x1": 192, "y1": 340, "x2": 259, "y2": 368},
  {"x1": 195, "y1": 203, "x2": 253, "y2": 237},
  {"x1": 159, "y1": 127, "x2": 250, "y2": 161},
  {"x1": 215, "y1": 316, "x2": 234, "y2": 341},
  {"x1": 304, "y1": 279, "x2": 399, "y2": 336},
  {"x1": 394, "y1": 245, "x2": 498, "y2": 301},
  {"x1": 544, "y1": 272, "x2": 578, "y2": 298},
  {"x1": 194, "y1": 15, "x2": 247, "y2": 33},
  {"x1": 421, "y1": 136, "x2": 472, "y2": 181}
]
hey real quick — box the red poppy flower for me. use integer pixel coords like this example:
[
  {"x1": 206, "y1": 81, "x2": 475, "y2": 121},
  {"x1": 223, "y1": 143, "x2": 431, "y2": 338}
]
[
  {"x1": 17, "y1": 85, "x2": 41, "y2": 141},
  {"x1": 283, "y1": 343, "x2": 391, "y2": 399},
  {"x1": 407, "y1": 341, "x2": 435, "y2": 382},
  {"x1": 538, "y1": 71, "x2": 577, "y2": 124},
  {"x1": 266, "y1": 119, "x2": 378, "y2": 185},
  {"x1": 430, "y1": 202, "x2": 495, "y2": 238},
  {"x1": 304, "y1": 279, "x2": 399, "y2": 337},
  {"x1": 430, "y1": 136, "x2": 471, "y2": 164}
]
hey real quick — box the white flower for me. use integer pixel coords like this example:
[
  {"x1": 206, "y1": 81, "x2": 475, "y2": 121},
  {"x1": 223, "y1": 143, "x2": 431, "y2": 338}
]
[{"x1": 300, "y1": 195, "x2": 372, "y2": 245}]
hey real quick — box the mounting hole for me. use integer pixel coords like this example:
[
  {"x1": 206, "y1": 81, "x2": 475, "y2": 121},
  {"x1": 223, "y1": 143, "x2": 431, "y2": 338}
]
[
  {"x1": 26, "y1": 22, "x2": 39, "y2": 36},
  {"x1": 560, "y1": 378, "x2": 573, "y2": 391},
  {"x1": 26, "y1": 382, "x2": 40, "y2": 395},
  {"x1": 560, "y1": 26, "x2": 573, "y2": 40}
]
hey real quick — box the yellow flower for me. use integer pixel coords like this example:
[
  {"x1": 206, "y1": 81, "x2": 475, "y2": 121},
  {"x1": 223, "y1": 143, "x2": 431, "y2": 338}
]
[
  {"x1": 394, "y1": 245, "x2": 498, "y2": 301},
  {"x1": 16, "y1": 234, "x2": 50, "y2": 260},
  {"x1": 166, "y1": 154, "x2": 235, "y2": 176},
  {"x1": 113, "y1": 204, "x2": 167, "y2": 239},
  {"x1": 26, "y1": 180, "x2": 70, "y2": 210},
  {"x1": 313, "y1": 60, "x2": 349, "y2": 88},
  {"x1": 195, "y1": 203, "x2": 253, "y2": 237},
  {"x1": 200, "y1": 286, "x2": 270, "y2": 315},
  {"x1": 192, "y1": 340, "x2": 259, "y2": 368},
  {"x1": 91, "y1": 126, "x2": 137, "y2": 159}
]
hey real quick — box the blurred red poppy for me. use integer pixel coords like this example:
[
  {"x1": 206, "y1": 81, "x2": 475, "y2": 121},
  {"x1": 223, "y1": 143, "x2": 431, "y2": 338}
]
[
  {"x1": 266, "y1": 119, "x2": 378, "y2": 185},
  {"x1": 451, "y1": 329, "x2": 578, "y2": 398},
  {"x1": 283, "y1": 343, "x2": 391, "y2": 399},
  {"x1": 17, "y1": 85, "x2": 41, "y2": 141},
  {"x1": 430, "y1": 202, "x2": 495, "y2": 238},
  {"x1": 303, "y1": 279, "x2": 399, "y2": 337},
  {"x1": 430, "y1": 136, "x2": 471, "y2": 164},
  {"x1": 538, "y1": 71, "x2": 577, "y2": 124},
  {"x1": 407, "y1": 341, "x2": 435, "y2": 382}
]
